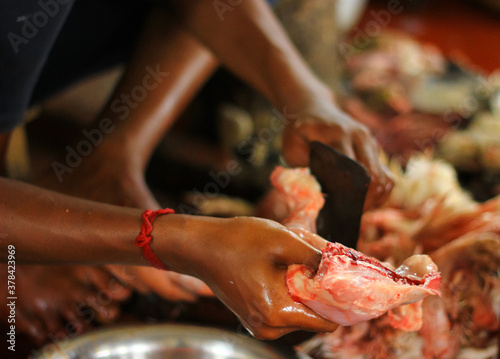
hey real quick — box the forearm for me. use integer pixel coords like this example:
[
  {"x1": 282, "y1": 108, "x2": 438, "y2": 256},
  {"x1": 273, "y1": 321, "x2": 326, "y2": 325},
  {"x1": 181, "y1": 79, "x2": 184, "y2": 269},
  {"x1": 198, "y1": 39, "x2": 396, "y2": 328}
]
[
  {"x1": 0, "y1": 177, "x2": 143, "y2": 264},
  {"x1": 0, "y1": 177, "x2": 214, "y2": 267},
  {"x1": 171, "y1": 0, "x2": 331, "y2": 111},
  {"x1": 100, "y1": 10, "x2": 218, "y2": 170}
]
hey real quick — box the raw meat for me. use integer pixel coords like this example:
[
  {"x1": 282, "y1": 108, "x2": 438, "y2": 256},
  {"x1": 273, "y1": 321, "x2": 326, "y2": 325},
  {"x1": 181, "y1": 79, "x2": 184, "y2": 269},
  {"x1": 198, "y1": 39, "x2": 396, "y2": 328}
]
[
  {"x1": 427, "y1": 234, "x2": 500, "y2": 350},
  {"x1": 297, "y1": 156, "x2": 500, "y2": 359},
  {"x1": 269, "y1": 166, "x2": 326, "y2": 249},
  {"x1": 269, "y1": 166, "x2": 442, "y2": 327},
  {"x1": 286, "y1": 243, "x2": 440, "y2": 326},
  {"x1": 270, "y1": 166, "x2": 324, "y2": 234}
]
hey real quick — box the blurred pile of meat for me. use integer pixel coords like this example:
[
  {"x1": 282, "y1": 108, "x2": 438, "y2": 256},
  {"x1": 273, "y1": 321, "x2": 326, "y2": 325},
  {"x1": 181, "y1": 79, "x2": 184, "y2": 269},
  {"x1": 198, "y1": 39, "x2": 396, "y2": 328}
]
[
  {"x1": 340, "y1": 32, "x2": 500, "y2": 200},
  {"x1": 297, "y1": 155, "x2": 499, "y2": 359}
]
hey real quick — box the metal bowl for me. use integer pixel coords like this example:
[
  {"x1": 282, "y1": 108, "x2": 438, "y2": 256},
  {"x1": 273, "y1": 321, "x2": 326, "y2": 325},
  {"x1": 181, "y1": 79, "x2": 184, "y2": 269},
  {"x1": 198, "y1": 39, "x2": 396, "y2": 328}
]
[{"x1": 33, "y1": 324, "x2": 291, "y2": 359}]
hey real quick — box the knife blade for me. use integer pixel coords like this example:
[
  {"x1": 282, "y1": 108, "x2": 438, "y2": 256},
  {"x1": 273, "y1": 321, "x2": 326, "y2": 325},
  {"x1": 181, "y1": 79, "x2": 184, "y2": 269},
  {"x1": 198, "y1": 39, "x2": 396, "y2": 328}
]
[{"x1": 309, "y1": 141, "x2": 371, "y2": 249}]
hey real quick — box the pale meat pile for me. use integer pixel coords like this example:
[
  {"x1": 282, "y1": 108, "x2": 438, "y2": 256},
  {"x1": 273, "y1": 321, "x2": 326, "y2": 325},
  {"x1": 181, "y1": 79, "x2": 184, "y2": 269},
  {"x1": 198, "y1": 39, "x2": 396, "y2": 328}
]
[
  {"x1": 340, "y1": 32, "x2": 453, "y2": 164},
  {"x1": 270, "y1": 167, "x2": 441, "y2": 330},
  {"x1": 272, "y1": 157, "x2": 499, "y2": 359},
  {"x1": 340, "y1": 31, "x2": 500, "y2": 180}
]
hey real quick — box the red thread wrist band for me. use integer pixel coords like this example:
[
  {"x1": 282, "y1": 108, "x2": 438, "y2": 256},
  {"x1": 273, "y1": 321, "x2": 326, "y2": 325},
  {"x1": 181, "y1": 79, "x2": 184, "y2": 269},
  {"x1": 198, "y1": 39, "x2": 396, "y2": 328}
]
[{"x1": 135, "y1": 208, "x2": 174, "y2": 271}]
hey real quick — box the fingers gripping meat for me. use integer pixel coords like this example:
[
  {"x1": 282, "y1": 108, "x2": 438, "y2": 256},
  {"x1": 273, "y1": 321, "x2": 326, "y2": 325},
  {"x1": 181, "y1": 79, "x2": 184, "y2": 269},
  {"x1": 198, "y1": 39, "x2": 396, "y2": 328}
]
[
  {"x1": 287, "y1": 243, "x2": 441, "y2": 326},
  {"x1": 270, "y1": 166, "x2": 441, "y2": 327}
]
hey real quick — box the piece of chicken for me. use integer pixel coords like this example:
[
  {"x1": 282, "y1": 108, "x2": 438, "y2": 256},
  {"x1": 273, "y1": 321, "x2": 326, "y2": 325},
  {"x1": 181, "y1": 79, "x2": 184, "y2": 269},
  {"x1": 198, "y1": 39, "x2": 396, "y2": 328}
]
[
  {"x1": 269, "y1": 166, "x2": 441, "y2": 328},
  {"x1": 286, "y1": 243, "x2": 440, "y2": 326}
]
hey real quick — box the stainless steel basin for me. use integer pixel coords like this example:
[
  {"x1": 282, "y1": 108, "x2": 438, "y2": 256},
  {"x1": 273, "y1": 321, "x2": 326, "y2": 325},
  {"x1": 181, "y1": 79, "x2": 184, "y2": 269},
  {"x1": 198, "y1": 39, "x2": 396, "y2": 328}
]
[{"x1": 33, "y1": 324, "x2": 290, "y2": 359}]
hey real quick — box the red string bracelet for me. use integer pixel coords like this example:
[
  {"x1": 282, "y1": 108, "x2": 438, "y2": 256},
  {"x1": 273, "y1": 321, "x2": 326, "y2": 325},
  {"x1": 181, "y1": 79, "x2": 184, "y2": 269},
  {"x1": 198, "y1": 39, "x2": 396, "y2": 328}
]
[{"x1": 135, "y1": 208, "x2": 175, "y2": 271}]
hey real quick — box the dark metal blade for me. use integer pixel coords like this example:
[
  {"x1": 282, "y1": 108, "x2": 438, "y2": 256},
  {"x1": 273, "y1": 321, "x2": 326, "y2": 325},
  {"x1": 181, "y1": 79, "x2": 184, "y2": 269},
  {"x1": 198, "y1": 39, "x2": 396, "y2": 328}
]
[{"x1": 309, "y1": 141, "x2": 371, "y2": 248}]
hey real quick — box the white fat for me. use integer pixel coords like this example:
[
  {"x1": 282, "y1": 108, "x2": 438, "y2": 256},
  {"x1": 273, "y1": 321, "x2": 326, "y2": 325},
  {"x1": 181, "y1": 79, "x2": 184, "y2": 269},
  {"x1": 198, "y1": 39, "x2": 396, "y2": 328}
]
[{"x1": 388, "y1": 155, "x2": 477, "y2": 217}]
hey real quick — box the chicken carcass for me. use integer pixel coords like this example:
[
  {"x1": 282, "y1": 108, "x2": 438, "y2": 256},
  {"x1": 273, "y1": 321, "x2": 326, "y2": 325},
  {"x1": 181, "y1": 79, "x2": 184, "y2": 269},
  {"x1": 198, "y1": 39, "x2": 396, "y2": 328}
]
[
  {"x1": 426, "y1": 234, "x2": 500, "y2": 352},
  {"x1": 302, "y1": 155, "x2": 500, "y2": 359},
  {"x1": 286, "y1": 243, "x2": 440, "y2": 326},
  {"x1": 269, "y1": 166, "x2": 441, "y2": 328}
]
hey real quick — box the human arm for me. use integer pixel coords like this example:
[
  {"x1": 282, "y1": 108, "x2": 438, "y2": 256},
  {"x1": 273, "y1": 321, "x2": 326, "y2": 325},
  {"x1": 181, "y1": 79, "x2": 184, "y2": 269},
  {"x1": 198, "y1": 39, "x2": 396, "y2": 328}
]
[
  {"x1": 0, "y1": 177, "x2": 338, "y2": 339},
  {"x1": 47, "y1": 9, "x2": 220, "y2": 205},
  {"x1": 35, "y1": 10, "x2": 220, "y2": 300},
  {"x1": 96, "y1": 10, "x2": 218, "y2": 175},
  {"x1": 1, "y1": 177, "x2": 145, "y2": 265},
  {"x1": 170, "y1": 0, "x2": 393, "y2": 209}
]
